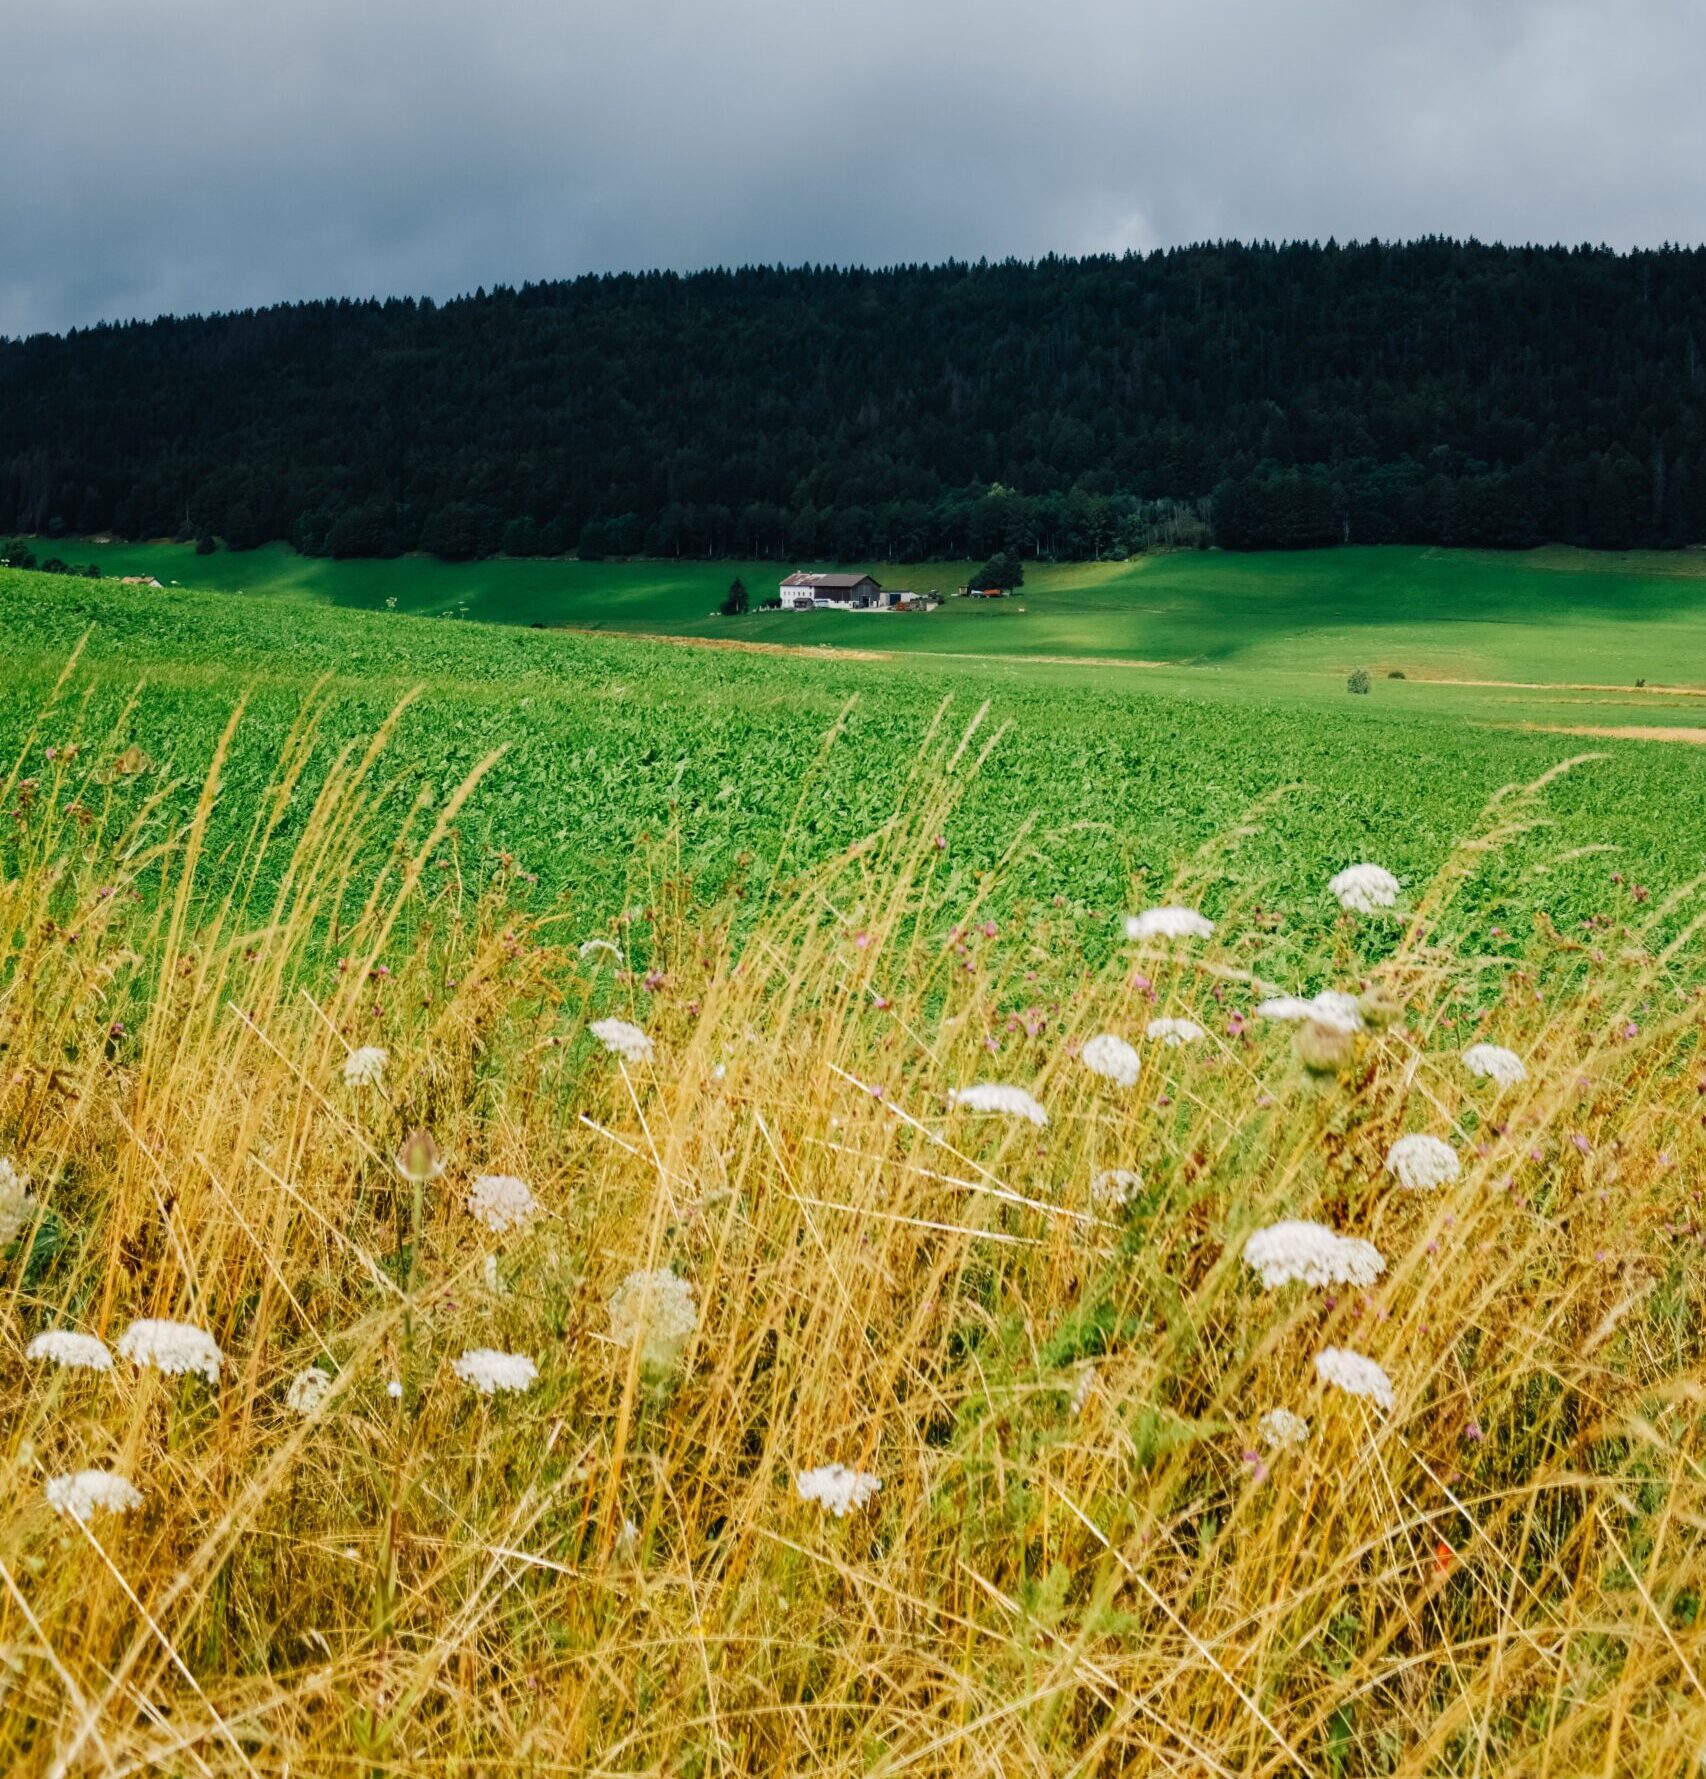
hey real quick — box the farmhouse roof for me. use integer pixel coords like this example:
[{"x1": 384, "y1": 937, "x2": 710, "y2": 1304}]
[{"x1": 782, "y1": 571, "x2": 879, "y2": 589}]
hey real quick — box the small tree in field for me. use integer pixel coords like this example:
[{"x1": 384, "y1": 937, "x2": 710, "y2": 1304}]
[
  {"x1": 721, "y1": 577, "x2": 749, "y2": 616},
  {"x1": 1346, "y1": 667, "x2": 1372, "y2": 695},
  {"x1": 972, "y1": 552, "x2": 1024, "y2": 593}
]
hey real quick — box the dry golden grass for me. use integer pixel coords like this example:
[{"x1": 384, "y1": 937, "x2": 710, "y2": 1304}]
[{"x1": 2, "y1": 685, "x2": 1705, "y2": 1776}]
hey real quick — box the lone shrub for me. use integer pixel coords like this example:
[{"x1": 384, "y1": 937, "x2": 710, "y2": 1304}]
[{"x1": 1347, "y1": 668, "x2": 1372, "y2": 695}]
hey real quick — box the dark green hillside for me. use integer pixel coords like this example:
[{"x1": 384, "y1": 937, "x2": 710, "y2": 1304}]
[{"x1": 5, "y1": 242, "x2": 1706, "y2": 560}]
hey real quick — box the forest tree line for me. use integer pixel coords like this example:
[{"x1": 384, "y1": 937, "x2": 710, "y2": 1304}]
[{"x1": 3, "y1": 239, "x2": 1705, "y2": 560}]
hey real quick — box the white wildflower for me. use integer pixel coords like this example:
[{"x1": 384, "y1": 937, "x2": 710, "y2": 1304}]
[
  {"x1": 386, "y1": 1378, "x2": 403, "y2": 1400},
  {"x1": 285, "y1": 1366, "x2": 334, "y2": 1415},
  {"x1": 590, "y1": 1017, "x2": 653, "y2": 1063},
  {"x1": 1081, "y1": 1033, "x2": 1140, "y2": 1087},
  {"x1": 117, "y1": 1319, "x2": 223, "y2": 1383},
  {"x1": 1258, "y1": 1407, "x2": 1311, "y2": 1449},
  {"x1": 1385, "y1": 1133, "x2": 1460, "y2": 1191},
  {"x1": 947, "y1": 1083, "x2": 1048, "y2": 1127},
  {"x1": 451, "y1": 1348, "x2": 539, "y2": 1394},
  {"x1": 1125, "y1": 906, "x2": 1213, "y2": 941},
  {"x1": 0, "y1": 1158, "x2": 37, "y2": 1248},
  {"x1": 1463, "y1": 1043, "x2": 1527, "y2": 1087},
  {"x1": 1091, "y1": 1168, "x2": 1143, "y2": 1207},
  {"x1": 1328, "y1": 864, "x2": 1401, "y2": 914},
  {"x1": 608, "y1": 1267, "x2": 699, "y2": 1372},
  {"x1": 1315, "y1": 1346, "x2": 1396, "y2": 1412},
  {"x1": 1243, "y1": 1220, "x2": 1385, "y2": 1290},
  {"x1": 1146, "y1": 1016, "x2": 1205, "y2": 1047},
  {"x1": 466, "y1": 1173, "x2": 540, "y2": 1235},
  {"x1": 341, "y1": 1045, "x2": 387, "y2": 1088},
  {"x1": 795, "y1": 1463, "x2": 882, "y2": 1517},
  {"x1": 617, "y1": 1515, "x2": 639, "y2": 1554},
  {"x1": 1255, "y1": 996, "x2": 1314, "y2": 1021},
  {"x1": 579, "y1": 938, "x2": 622, "y2": 961},
  {"x1": 26, "y1": 1331, "x2": 114, "y2": 1373},
  {"x1": 45, "y1": 1468, "x2": 143, "y2": 1523},
  {"x1": 1257, "y1": 991, "x2": 1364, "y2": 1034}
]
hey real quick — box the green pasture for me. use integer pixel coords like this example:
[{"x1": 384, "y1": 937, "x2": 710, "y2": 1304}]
[{"x1": 35, "y1": 539, "x2": 1706, "y2": 711}]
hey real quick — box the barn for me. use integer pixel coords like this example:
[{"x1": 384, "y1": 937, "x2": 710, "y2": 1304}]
[{"x1": 779, "y1": 571, "x2": 887, "y2": 610}]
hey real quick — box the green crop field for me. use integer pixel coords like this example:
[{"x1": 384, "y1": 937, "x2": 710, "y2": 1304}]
[
  {"x1": 35, "y1": 537, "x2": 1706, "y2": 700},
  {"x1": 7, "y1": 557, "x2": 1706, "y2": 985}
]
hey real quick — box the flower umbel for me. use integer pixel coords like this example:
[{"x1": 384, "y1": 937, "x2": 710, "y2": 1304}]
[
  {"x1": 1315, "y1": 1346, "x2": 1396, "y2": 1412},
  {"x1": 1146, "y1": 1016, "x2": 1205, "y2": 1047},
  {"x1": 795, "y1": 1463, "x2": 882, "y2": 1517},
  {"x1": 1386, "y1": 1133, "x2": 1460, "y2": 1191},
  {"x1": 286, "y1": 1366, "x2": 334, "y2": 1415},
  {"x1": 117, "y1": 1319, "x2": 223, "y2": 1383},
  {"x1": 341, "y1": 1045, "x2": 387, "y2": 1089},
  {"x1": 947, "y1": 1083, "x2": 1048, "y2": 1126},
  {"x1": 1243, "y1": 1220, "x2": 1385, "y2": 1290},
  {"x1": 26, "y1": 1330, "x2": 114, "y2": 1373},
  {"x1": 1125, "y1": 906, "x2": 1213, "y2": 942},
  {"x1": 1081, "y1": 1033, "x2": 1140, "y2": 1087},
  {"x1": 1328, "y1": 864, "x2": 1400, "y2": 914},
  {"x1": 452, "y1": 1349, "x2": 539, "y2": 1394},
  {"x1": 608, "y1": 1268, "x2": 699, "y2": 1373},
  {"x1": 1463, "y1": 1043, "x2": 1527, "y2": 1087},
  {"x1": 590, "y1": 1017, "x2": 654, "y2": 1063},
  {"x1": 466, "y1": 1173, "x2": 541, "y2": 1235},
  {"x1": 1258, "y1": 1407, "x2": 1311, "y2": 1448},
  {"x1": 46, "y1": 1469, "x2": 143, "y2": 1522}
]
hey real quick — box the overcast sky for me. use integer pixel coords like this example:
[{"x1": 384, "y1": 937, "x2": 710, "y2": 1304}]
[{"x1": 4, "y1": 0, "x2": 1703, "y2": 337}]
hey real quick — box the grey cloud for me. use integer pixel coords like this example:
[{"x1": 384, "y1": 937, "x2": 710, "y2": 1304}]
[{"x1": 3, "y1": 0, "x2": 1703, "y2": 335}]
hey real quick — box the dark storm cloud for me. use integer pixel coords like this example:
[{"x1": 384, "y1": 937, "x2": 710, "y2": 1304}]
[{"x1": 4, "y1": 0, "x2": 1703, "y2": 336}]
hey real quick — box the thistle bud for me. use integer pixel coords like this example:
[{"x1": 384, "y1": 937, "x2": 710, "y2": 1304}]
[
  {"x1": 1357, "y1": 985, "x2": 1404, "y2": 1031},
  {"x1": 1295, "y1": 1019, "x2": 1356, "y2": 1077},
  {"x1": 395, "y1": 1128, "x2": 444, "y2": 1184}
]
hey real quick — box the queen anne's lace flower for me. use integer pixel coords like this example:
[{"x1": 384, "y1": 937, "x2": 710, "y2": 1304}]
[
  {"x1": 466, "y1": 1173, "x2": 540, "y2": 1234},
  {"x1": 1146, "y1": 1016, "x2": 1205, "y2": 1047},
  {"x1": 1385, "y1": 1133, "x2": 1460, "y2": 1190},
  {"x1": 117, "y1": 1319, "x2": 223, "y2": 1383},
  {"x1": 1091, "y1": 1168, "x2": 1143, "y2": 1207},
  {"x1": 0, "y1": 1158, "x2": 38, "y2": 1248},
  {"x1": 341, "y1": 1046, "x2": 387, "y2": 1088},
  {"x1": 590, "y1": 1017, "x2": 653, "y2": 1063},
  {"x1": 1125, "y1": 906, "x2": 1213, "y2": 941},
  {"x1": 1243, "y1": 1220, "x2": 1385, "y2": 1289},
  {"x1": 608, "y1": 1268, "x2": 699, "y2": 1372},
  {"x1": 1463, "y1": 1043, "x2": 1527, "y2": 1087},
  {"x1": 1315, "y1": 1346, "x2": 1396, "y2": 1411},
  {"x1": 451, "y1": 1349, "x2": 539, "y2": 1394},
  {"x1": 947, "y1": 1084, "x2": 1048, "y2": 1127},
  {"x1": 1258, "y1": 1407, "x2": 1311, "y2": 1448},
  {"x1": 286, "y1": 1366, "x2": 334, "y2": 1415},
  {"x1": 579, "y1": 938, "x2": 622, "y2": 961},
  {"x1": 795, "y1": 1463, "x2": 882, "y2": 1517},
  {"x1": 46, "y1": 1469, "x2": 142, "y2": 1522},
  {"x1": 26, "y1": 1330, "x2": 113, "y2": 1373},
  {"x1": 1257, "y1": 990, "x2": 1364, "y2": 1033},
  {"x1": 1328, "y1": 864, "x2": 1400, "y2": 914},
  {"x1": 1081, "y1": 1033, "x2": 1140, "y2": 1087}
]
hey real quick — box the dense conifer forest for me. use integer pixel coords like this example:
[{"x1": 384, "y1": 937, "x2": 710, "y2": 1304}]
[{"x1": 3, "y1": 240, "x2": 1705, "y2": 560}]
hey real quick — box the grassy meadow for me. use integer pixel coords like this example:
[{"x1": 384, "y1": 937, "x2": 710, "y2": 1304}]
[{"x1": 2, "y1": 557, "x2": 1706, "y2": 1771}]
